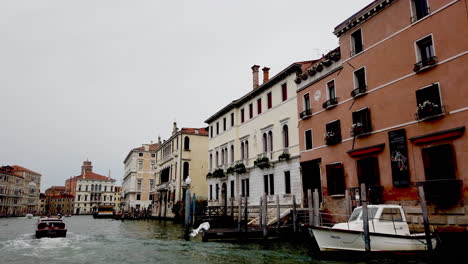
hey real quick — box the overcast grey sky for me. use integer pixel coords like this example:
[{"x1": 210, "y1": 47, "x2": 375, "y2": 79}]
[{"x1": 0, "y1": 0, "x2": 372, "y2": 191}]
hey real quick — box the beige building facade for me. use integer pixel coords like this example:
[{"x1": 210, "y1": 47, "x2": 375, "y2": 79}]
[
  {"x1": 153, "y1": 123, "x2": 208, "y2": 218},
  {"x1": 122, "y1": 143, "x2": 159, "y2": 210}
]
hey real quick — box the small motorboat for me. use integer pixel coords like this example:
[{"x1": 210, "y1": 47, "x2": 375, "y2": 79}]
[
  {"x1": 309, "y1": 204, "x2": 437, "y2": 252},
  {"x1": 26, "y1": 213, "x2": 33, "y2": 219},
  {"x1": 35, "y1": 217, "x2": 67, "y2": 238},
  {"x1": 93, "y1": 205, "x2": 115, "y2": 219}
]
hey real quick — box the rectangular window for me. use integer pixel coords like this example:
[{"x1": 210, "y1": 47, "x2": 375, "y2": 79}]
[
  {"x1": 241, "y1": 178, "x2": 250, "y2": 197},
  {"x1": 354, "y1": 68, "x2": 366, "y2": 92},
  {"x1": 210, "y1": 126, "x2": 213, "y2": 138},
  {"x1": 263, "y1": 175, "x2": 269, "y2": 194},
  {"x1": 304, "y1": 93, "x2": 310, "y2": 110},
  {"x1": 216, "y1": 122, "x2": 219, "y2": 135},
  {"x1": 138, "y1": 160, "x2": 143, "y2": 170},
  {"x1": 327, "y1": 80, "x2": 336, "y2": 99},
  {"x1": 215, "y1": 184, "x2": 219, "y2": 200},
  {"x1": 416, "y1": 35, "x2": 435, "y2": 67},
  {"x1": 136, "y1": 194, "x2": 141, "y2": 200},
  {"x1": 264, "y1": 174, "x2": 274, "y2": 195},
  {"x1": 352, "y1": 108, "x2": 371, "y2": 136},
  {"x1": 230, "y1": 180, "x2": 234, "y2": 198},
  {"x1": 281, "y1": 83, "x2": 287, "y2": 101},
  {"x1": 241, "y1": 109, "x2": 245, "y2": 123},
  {"x1": 267, "y1": 92, "x2": 272, "y2": 109},
  {"x1": 231, "y1": 113, "x2": 234, "y2": 127},
  {"x1": 351, "y1": 29, "x2": 363, "y2": 55},
  {"x1": 137, "y1": 179, "x2": 142, "y2": 191},
  {"x1": 210, "y1": 185, "x2": 213, "y2": 200},
  {"x1": 325, "y1": 120, "x2": 342, "y2": 145},
  {"x1": 249, "y1": 103, "x2": 253, "y2": 119},
  {"x1": 257, "y1": 98, "x2": 262, "y2": 114},
  {"x1": 422, "y1": 144, "x2": 456, "y2": 180},
  {"x1": 139, "y1": 153, "x2": 143, "y2": 157},
  {"x1": 223, "y1": 117, "x2": 226, "y2": 131},
  {"x1": 241, "y1": 179, "x2": 245, "y2": 197},
  {"x1": 269, "y1": 174, "x2": 274, "y2": 195},
  {"x1": 416, "y1": 83, "x2": 443, "y2": 120},
  {"x1": 411, "y1": 0, "x2": 429, "y2": 22},
  {"x1": 78, "y1": 195, "x2": 81, "y2": 201},
  {"x1": 246, "y1": 178, "x2": 249, "y2": 197},
  {"x1": 357, "y1": 157, "x2": 380, "y2": 186},
  {"x1": 326, "y1": 163, "x2": 345, "y2": 195},
  {"x1": 284, "y1": 171, "x2": 291, "y2": 194},
  {"x1": 305, "y1": 130, "x2": 313, "y2": 150}
]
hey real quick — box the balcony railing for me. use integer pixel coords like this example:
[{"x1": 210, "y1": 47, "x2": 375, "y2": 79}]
[
  {"x1": 415, "y1": 104, "x2": 444, "y2": 121},
  {"x1": 350, "y1": 125, "x2": 371, "y2": 137},
  {"x1": 414, "y1": 56, "x2": 437, "y2": 72},
  {"x1": 299, "y1": 109, "x2": 312, "y2": 120},
  {"x1": 350, "y1": 86, "x2": 367, "y2": 98},
  {"x1": 325, "y1": 133, "x2": 341, "y2": 145},
  {"x1": 322, "y1": 97, "x2": 339, "y2": 109}
]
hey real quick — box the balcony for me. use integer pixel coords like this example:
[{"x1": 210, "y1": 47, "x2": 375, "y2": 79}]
[
  {"x1": 415, "y1": 103, "x2": 444, "y2": 121},
  {"x1": 413, "y1": 56, "x2": 437, "y2": 73},
  {"x1": 350, "y1": 123, "x2": 370, "y2": 137},
  {"x1": 155, "y1": 182, "x2": 169, "y2": 191},
  {"x1": 350, "y1": 86, "x2": 367, "y2": 98},
  {"x1": 322, "y1": 97, "x2": 339, "y2": 109},
  {"x1": 299, "y1": 109, "x2": 312, "y2": 120}
]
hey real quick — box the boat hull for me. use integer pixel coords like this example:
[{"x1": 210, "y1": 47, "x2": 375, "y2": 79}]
[
  {"x1": 35, "y1": 229, "x2": 67, "y2": 239},
  {"x1": 310, "y1": 226, "x2": 436, "y2": 252}
]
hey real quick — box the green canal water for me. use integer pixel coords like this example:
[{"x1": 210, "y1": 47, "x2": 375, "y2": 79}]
[{"x1": 0, "y1": 216, "x2": 436, "y2": 264}]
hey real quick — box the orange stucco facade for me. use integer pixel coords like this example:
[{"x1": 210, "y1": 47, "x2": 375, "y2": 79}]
[{"x1": 296, "y1": 0, "x2": 468, "y2": 229}]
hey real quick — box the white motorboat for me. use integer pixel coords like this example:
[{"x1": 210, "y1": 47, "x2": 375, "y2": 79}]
[
  {"x1": 309, "y1": 204, "x2": 437, "y2": 252},
  {"x1": 26, "y1": 213, "x2": 33, "y2": 219}
]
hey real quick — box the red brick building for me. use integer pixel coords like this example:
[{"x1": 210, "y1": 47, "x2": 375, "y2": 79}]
[{"x1": 296, "y1": 0, "x2": 468, "y2": 230}]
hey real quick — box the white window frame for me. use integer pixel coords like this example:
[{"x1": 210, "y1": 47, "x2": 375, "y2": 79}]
[
  {"x1": 350, "y1": 28, "x2": 364, "y2": 56},
  {"x1": 414, "y1": 33, "x2": 436, "y2": 63},
  {"x1": 353, "y1": 66, "x2": 367, "y2": 90},
  {"x1": 303, "y1": 92, "x2": 310, "y2": 111},
  {"x1": 304, "y1": 129, "x2": 313, "y2": 150},
  {"x1": 326, "y1": 79, "x2": 336, "y2": 100}
]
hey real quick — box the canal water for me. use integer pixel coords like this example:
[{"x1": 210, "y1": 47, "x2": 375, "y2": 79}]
[{"x1": 0, "y1": 216, "x2": 436, "y2": 264}]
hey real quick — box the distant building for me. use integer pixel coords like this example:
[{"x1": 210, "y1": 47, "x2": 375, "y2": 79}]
[
  {"x1": 12, "y1": 165, "x2": 41, "y2": 214},
  {"x1": 45, "y1": 186, "x2": 67, "y2": 196},
  {"x1": 153, "y1": 123, "x2": 208, "y2": 218},
  {"x1": 114, "y1": 186, "x2": 123, "y2": 211},
  {"x1": 122, "y1": 143, "x2": 159, "y2": 211},
  {"x1": 0, "y1": 166, "x2": 26, "y2": 216},
  {"x1": 65, "y1": 161, "x2": 116, "y2": 215}
]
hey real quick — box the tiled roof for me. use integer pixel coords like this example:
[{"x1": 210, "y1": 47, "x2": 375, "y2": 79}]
[
  {"x1": 71, "y1": 172, "x2": 114, "y2": 181},
  {"x1": 181, "y1": 127, "x2": 209, "y2": 135},
  {"x1": 12, "y1": 165, "x2": 41, "y2": 175},
  {"x1": 132, "y1": 143, "x2": 160, "y2": 152}
]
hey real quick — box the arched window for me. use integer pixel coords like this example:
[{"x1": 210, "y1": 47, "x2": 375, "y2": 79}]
[
  {"x1": 283, "y1": 125, "x2": 289, "y2": 148},
  {"x1": 221, "y1": 149, "x2": 225, "y2": 165},
  {"x1": 183, "y1": 162, "x2": 189, "y2": 180},
  {"x1": 268, "y1": 131, "x2": 273, "y2": 155},
  {"x1": 209, "y1": 153, "x2": 213, "y2": 169},
  {"x1": 245, "y1": 140, "x2": 249, "y2": 160},
  {"x1": 230, "y1": 145, "x2": 234, "y2": 163},
  {"x1": 224, "y1": 148, "x2": 228, "y2": 164},
  {"x1": 184, "y1": 136, "x2": 190, "y2": 150},
  {"x1": 216, "y1": 151, "x2": 219, "y2": 167},
  {"x1": 240, "y1": 142, "x2": 245, "y2": 160},
  {"x1": 263, "y1": 133, "x2": 268, "y2": 153}
]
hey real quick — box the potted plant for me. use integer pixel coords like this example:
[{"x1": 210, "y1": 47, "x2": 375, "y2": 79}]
[
  {"x1": 294, "y1": 76, "x2": 302, "y2": 84},
  {"x1": 426, "y1": 57, "x2": 437, "y2": 66},
  {"x1": 351, "y1": 122, "x2": 364, "y2": 136},
  {"x1": 226, "y1": 166, "x2": 235, "y2": 174},
  {"x1": 254, "y1": 157, "x2": 271, "y2": 169},
  {"x1": 234, "y1": 162, "x2": 247, "y2": 174},
  {"x1": 307, "y1": 68, "x2": 316, "y2": 76},
  {"x1": 413, "y1": 63, "x2": 421, "y2": 72},
  {"x1": 278, "y1": 152, "x2": 290, "y2": 161},
  {"x1": 206, "y1": 172, "x2": 212, "y2": 178},
  {"x1": 300, "y1": 72, "x2": 308, "y2": 80},
  {"x1": 212, "y1": 168, "x2": 225, "y2": 178},
  {"x1": 316, "y1": 63, "x2": 323, "y2": 72},
  {"x1": 322, "y1": 59, "x2": 332, "y2": 67}
]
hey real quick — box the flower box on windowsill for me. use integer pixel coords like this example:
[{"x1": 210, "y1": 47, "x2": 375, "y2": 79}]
[
  {"x1": 350, "y1": 124, "x2": 370, "y2": 138},
  {"x1": 350, "y1": 86, "x2": 367, "y2": 98},
  {"x1": 254, "y1": 157, "x2": 271, "y2": 169},
  {"x1": 322, "y1": 97, "x2": 339, "y2": 109},
  {"x1": 414, "y1": 56, "x2": 437, "y2": 73},
  {"x1": 325, "y1": 134, "x2": 341, "y2": 145},
  {"x1": 299, "y1": 109, "x2": 312, "y2": 120},
  {"x1": 415, "y1": 104, "x2": 445, "y2": 121},
  {"x1": 278, "y1": 152, "x2": 290, "y2": 161},
  {"x1": 234, "y1": 163, "x2": 246, "y2": 174}
]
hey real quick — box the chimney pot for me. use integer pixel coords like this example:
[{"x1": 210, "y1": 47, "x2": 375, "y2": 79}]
[
  {"x1": 251, "y1": 65, "x2": 260, "y2": 89},
  {"x1": 262, "y1": 67, "x2": 270, "y2": 84}
]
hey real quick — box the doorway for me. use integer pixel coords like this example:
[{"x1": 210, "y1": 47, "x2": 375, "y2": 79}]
[{"x1": 301, "y1": 158, "x2": 322, "y2": 206}]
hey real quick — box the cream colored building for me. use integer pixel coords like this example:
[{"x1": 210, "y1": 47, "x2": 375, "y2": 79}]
[
  {"x1": 13, "y1": 165, "x2": 41, "y2": 214},
  {"x1": 122, "y1": 143, "x2": 159, "y2": 210},
  {"x1": 152, "y1": 123, "x2": 208, "y2": 218},
  {"x1": 205, "y1": 63, "x2": 314, "y2": 209},
  {"x1": 114, "y1": 186, "x2": 123, "y2": 211}
]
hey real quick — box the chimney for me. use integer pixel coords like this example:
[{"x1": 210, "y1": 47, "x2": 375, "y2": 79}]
[
  {"x1": 262, "y1": 67, "x2": 270, "y2": 84},
  {"x1": 172, "y1": 122, "x2": 178, "y2": 135},
  {"x1": 251, "y1": 65, "x2": 260, "y2": 89}
]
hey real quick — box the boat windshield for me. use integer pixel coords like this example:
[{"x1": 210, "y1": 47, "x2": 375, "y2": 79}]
[{"x1": 348, "y1": 207, "x2": 379, "y2": 221}]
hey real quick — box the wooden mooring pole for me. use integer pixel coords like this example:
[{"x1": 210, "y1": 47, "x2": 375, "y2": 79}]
[
  {"x1": 345, "y1": 189, "x2": 351, "y2": 219},
  {"x1": 313, "y1": 189, "x2": 320, "y2": 226},
  {"x1": 292, "y1": 195, "x2": 297, "y2": 233},
  {"x1": 259, "y1": 196, "x2": 263, "y2": 231},
  {"x1": 263, "y1": 193, "x2": 268, "y2": 237},
  {"x1": 192, "y1": 193, "x2": 196, "y2": 226},
  {"x1": 276, "y1": 195, "x2": 280, "y2": 229},
  {"x1": 418, "y1": 185, "x2": 433, "y2": 251},
  {"x1": 360, "y1": 183, "x2": 371, "y2": 251},
  {"x1": 238, "y1": 197, "x2": 242, "y2": 232},
  {"x1": 244, "y1": 196, "x2": 248, "y2": 232},
  {"x1": 308, "y1": 189, "x2": 313, "y2": 226}
]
